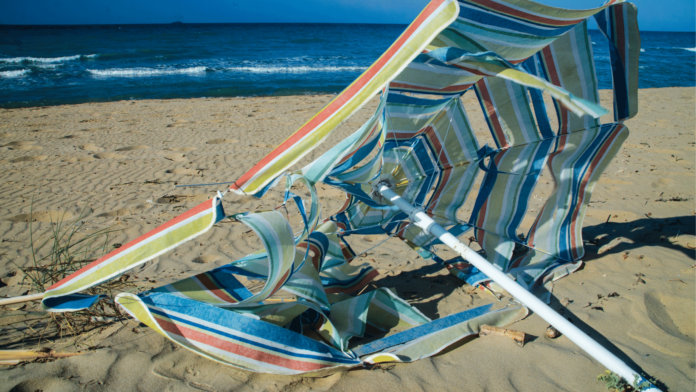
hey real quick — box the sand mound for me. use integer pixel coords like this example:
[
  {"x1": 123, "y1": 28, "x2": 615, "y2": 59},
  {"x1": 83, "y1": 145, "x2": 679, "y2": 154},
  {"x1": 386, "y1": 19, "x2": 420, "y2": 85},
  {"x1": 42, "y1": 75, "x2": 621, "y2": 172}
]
[
  {"x1": 206, "y1": 138, "x2": 238, "y2": 144},
  {"x1": 10, "y1": 155, "x2": 47, "y2": 163},
  {"x1": 116, "y1": 145, "x2": 149, "y2": 151},
  {"x1": 93, "y1": 153, "x2": 125, "y2": 159},
  {"x1": 79, "y1": 143, "x2": 103, "y2": 151}
]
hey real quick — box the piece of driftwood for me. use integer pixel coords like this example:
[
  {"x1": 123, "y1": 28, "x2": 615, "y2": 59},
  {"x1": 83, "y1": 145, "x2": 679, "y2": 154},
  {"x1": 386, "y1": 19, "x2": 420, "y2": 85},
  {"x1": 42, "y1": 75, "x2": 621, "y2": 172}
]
[
  {"x1": 0, "y1": 349, "x2": 84, "y2": 365},
  {"x1": 0, "y1": 293, "x2": 44, "y2": 307},
  {"x1": 479, "y1": 325, "x2": 526, "y2": 347}
]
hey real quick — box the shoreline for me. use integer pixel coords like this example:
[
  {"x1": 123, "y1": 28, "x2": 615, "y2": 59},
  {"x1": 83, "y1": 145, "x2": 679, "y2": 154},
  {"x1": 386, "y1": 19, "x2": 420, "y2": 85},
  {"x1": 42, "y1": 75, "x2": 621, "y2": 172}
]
[{"x1": 0, "y1": 86, "x2": 693, "y2": 110}]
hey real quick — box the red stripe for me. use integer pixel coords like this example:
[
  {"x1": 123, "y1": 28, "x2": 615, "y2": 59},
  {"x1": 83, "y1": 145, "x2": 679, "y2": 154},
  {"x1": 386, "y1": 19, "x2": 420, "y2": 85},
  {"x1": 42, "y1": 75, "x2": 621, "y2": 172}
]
[
  {"x1": 541, "y1": 46, "x2": 568, "y2": 134},
  {"x1": 424, "y1": 125, "x2": 449, "y2": 167},
  {"x1": 469, "y1": 0, "x2": 585, "y2": 27},
  {"x1": 476, "y1": 80, "x2": 508, "y2": 147},
  {"x1": 426, "y1": 166, "x2": 453, "y2": 215},
  {"x1": 569, "y1": 126, "x2": 622, "y2": 259},
  {"x1": 527, "y1": 134, "x2": 567, "y2": 246},
  {"x1": 195, "y1": 274, "x2": 239, "y2": 304},
  {"x1": 324, "y1": 270, "x2": 379, "y2": 294},
  {"x1": 614, "y1": 5, "x2": 626, "y2": 68},
  {"x1": 389, "y1": 82, "x2": 474, "y2": 93},
  {"x1": 155, "y1": 318, "x2": 335, "y2": 372},
  {"x1": 269, "y1": 269, "x2": 291, "y2": 296},
  {"x1": 232, "y1": 0, "x2": 449, "y2": 191},
  {"x1": 49, "y1": 198, "x2": 215, "y2": 290}
]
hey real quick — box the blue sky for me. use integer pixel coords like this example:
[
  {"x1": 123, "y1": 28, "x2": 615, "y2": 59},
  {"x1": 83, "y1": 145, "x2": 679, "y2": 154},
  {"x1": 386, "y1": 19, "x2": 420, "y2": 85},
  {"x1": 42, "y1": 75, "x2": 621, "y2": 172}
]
[{"x1": 2, "y1": 0, "x2": 694, "y2": 32}]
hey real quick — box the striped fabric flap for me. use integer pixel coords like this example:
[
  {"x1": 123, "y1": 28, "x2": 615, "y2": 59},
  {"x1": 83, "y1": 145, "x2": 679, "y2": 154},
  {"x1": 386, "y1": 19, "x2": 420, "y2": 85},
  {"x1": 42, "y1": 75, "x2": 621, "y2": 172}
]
[
  {"x1": 473, "y1": 77, "x2": 547, "y2": 148},
  {"x1": 521, "y1": 123, "x2": 629, "y2": 265},
  {"x1": 536, "y1": 20, "x2": 602, "y2": 135},
  {"x1": 425, "y1": 48, "x2": 608, "y2": 118},
  {"x1": 116, "y1": 292, "x2": 362, "y2": 375},
  {"x1": 594, "y1": 3, "x2": 640, "y2": 121},
  {"x1": 231, "y1": 0, "x2": 461, "y2": 196},
  {"x1": 356, "y1": 303, "x2": 526, "y2": 358},
  {"x1": 230, "y1": 211, "x2": 296, "y2": 305},
  {"x1": 470, "y1": 138, "x2": 554, "y2": 272},
  {"x1": 302, "y1": 92, "x2": 387, "y2": 185},
  {"x1": 42, "y1": 195, "x2": 225, "y2": 312}
]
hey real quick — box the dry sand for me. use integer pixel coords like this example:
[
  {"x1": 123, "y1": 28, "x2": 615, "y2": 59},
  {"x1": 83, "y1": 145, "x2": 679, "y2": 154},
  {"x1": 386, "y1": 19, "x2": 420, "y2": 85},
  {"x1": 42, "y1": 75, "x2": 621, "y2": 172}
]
[{"x1": 0, "y1": 87, "x2": 693, "y2": 391}]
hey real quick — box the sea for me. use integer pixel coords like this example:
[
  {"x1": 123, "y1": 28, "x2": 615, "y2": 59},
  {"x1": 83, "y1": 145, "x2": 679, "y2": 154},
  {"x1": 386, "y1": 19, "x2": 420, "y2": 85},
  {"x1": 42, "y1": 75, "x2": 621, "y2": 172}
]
[{"x1": 0, "y1": 24, "x2": 694, "y2": 108}]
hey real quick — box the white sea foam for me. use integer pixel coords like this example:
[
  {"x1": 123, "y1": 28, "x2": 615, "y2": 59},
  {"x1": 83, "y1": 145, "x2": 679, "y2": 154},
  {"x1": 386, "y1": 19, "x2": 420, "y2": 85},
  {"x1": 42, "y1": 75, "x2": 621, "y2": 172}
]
[
  {"x1": 0, "y1": 69, "x2": 29, "y2": 78},
  {"x1": 0, "y1": 54, "x2": 97, "y2": 63},
  {"x1": 640, "y1": 48, "x2": 645, "y2": 52},
  {"x1": 684, "y1": 47, "x2": 696, "y2": 52},
  {"x1": 87, "y1": 66, "x2": 207, "y2": 77},
  {"x1": 225, "y1": 66, "x2": 367, "y2": 73}
]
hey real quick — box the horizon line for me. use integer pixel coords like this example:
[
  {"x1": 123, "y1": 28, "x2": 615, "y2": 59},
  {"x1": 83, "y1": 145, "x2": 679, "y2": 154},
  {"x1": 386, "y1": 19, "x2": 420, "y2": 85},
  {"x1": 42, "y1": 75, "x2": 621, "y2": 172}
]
[{"x1": 0, "y1": 22, "x2": 694, "y2": 33}]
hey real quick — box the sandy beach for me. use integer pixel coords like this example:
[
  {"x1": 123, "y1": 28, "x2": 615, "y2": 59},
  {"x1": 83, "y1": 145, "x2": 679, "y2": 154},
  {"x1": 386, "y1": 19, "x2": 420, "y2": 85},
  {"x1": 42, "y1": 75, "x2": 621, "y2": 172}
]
[{"x1": 0, "y1": 87, "x2": 693, "y2": 391}]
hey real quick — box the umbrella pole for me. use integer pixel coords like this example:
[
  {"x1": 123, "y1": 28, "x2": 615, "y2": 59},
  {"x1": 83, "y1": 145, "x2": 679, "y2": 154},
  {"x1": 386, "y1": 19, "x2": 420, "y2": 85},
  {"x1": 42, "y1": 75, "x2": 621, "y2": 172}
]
[{"x1": 378, "y1": 184, "x2": 659, "y2": 391}]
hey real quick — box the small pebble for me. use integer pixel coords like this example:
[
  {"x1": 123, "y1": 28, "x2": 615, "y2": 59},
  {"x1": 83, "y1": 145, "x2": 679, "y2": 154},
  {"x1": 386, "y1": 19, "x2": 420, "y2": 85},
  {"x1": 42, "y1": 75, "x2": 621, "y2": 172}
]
[{"x1": 546, "y1": 326, "x2": 561, "y2": 339}]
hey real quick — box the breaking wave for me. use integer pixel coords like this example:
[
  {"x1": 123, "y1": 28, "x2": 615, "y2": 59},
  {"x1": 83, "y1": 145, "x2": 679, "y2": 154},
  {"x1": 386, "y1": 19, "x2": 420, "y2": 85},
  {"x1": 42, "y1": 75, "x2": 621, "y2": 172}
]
[
  {"x1": 0, "y1": 69, "x2": 29, "y2": 78},
  {"x1": 684, "y1": 47, "x2": 696, "y2": 52},
  {"x1": 0, "y1": 54, "x2": 98, "y2": 63},
  {"x1": 87, "y1": 66, "x2": 207, "y2": 77},
  {"x1": 224, "y1": 66, "x2": 367, "y2": 73}
]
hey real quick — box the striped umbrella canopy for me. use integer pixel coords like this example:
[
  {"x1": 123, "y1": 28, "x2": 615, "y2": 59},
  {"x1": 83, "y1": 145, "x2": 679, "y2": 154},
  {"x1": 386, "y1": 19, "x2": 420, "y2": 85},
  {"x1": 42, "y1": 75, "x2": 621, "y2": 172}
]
[{"x1": 34, "y1": 0, "x2": 640, "y2": 376}]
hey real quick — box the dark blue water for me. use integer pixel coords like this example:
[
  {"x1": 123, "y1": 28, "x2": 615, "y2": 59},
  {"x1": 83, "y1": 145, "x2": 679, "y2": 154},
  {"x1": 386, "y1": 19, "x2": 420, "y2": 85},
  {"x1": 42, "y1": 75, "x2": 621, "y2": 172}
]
[{"x1": 0, "y1": 24, "x2": 694, "y2": 108}]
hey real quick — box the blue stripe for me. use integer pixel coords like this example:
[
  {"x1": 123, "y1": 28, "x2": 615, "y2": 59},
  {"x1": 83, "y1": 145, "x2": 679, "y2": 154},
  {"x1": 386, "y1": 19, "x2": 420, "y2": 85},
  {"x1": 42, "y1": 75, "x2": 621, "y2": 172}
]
[
  {"x1": 141, "y1": 292, "x2": 359, "y2": 365},
  {"x1": 458, "y1": 1, "x2": 578, "y2": 37},
  {"x1": 353, "y1": 303, "x2": 494, "y2": 357}
]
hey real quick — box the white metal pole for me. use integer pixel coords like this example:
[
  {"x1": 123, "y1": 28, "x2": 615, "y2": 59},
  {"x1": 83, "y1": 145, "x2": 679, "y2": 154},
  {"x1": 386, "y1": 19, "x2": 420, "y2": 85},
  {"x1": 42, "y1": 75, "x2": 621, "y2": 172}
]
[{"x1": 378, "y1": 184, "x2": 658, "y2": 391}]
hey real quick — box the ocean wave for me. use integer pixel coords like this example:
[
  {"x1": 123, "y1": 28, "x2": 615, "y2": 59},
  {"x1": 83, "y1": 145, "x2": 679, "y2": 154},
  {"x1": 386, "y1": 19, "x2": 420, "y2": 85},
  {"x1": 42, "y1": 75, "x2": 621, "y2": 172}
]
[
  {"x1": 225, "y1": 66, "x2": 367, "y2": 73},
  {"x1": 0, "y1": 54, "x2": 97, "y2": 63},
  {"x1": 640, "y1": 48, "x2": 645, "y2": 52},
  {"x1": 87, "y1": 66, "x2": 207, "y2": 77},
  {"x1": 684, "y1": 47, "x2": 696, "y2": 52},
  {"x1": 0, "y1": 69, "x2": 29, "y2": 78}
]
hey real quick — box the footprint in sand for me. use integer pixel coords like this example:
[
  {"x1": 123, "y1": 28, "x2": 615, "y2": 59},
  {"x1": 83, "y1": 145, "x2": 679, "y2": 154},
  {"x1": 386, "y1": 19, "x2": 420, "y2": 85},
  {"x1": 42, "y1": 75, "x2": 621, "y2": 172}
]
[
  {"x1": 93, "y1": 153, "x2": 126, "y2": 159},
  {"x1": 251, "y1": 143, "x2": 275, "y2": 148},
  {"x1": 6, "y1": 211, "x2": 73, "y2": 223},
  {"x1": 116, "y1": 145, "x2": 149, "y2": 152},
  {"x1": 9, "y1": 145, "x2": 42, "y2": 151},
  {"x1": 193, "y1": 255, "x2": 219, "y2": 264},
  {"x1": 168, "y1": 147, "x2": 196, "y2": 152},
  {"x1": 156, "y1": 194, "x2": 211, "y2": 204},
  {"x1": 79, "y1": 143, "x2": 103, "y2": 152},
  {"x1": 165, "y1": 168, "x2": 201, "y2": 176},
  {"x1": 4, "y1": 141, "x2": 38, "y2": 149},
  {"x1": 97, "y1": 208, "x2": 136, "y2": 218},
  {"x1": 61, "y1": 156, "x2": 96, "y2": 162},
  {"x1": 10, "y1": 155, "x2": 47, "y2": 163},
  {"x1": 163, "y1": 153, "x2": 187, "y2": 162},
  {"x1": 206, "y1": 138, "x2": 239, "y2": 144}
]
